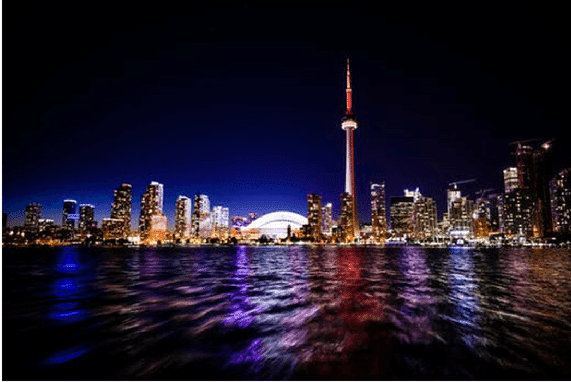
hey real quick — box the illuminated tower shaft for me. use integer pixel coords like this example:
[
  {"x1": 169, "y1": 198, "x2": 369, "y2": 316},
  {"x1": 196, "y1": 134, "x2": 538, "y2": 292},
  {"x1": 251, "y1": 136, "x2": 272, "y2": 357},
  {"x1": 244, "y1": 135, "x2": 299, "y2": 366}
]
[{"x1": 341, "y1": 58, "x2": 359, "y2": 235}]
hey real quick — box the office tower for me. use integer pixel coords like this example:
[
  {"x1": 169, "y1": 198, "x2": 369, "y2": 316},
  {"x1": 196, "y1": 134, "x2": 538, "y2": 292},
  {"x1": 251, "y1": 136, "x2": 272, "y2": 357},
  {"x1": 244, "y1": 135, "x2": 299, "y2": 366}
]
[
  {"x1": 340, "y1": 192, "x2": 356, "y2": 242},
  {"x1": 111, "y1": 183, "x2": 132, "y2": 239},
  {"x1": 139, "y1": 181, "x2": 164, "y2": 241},
  {"x1": 174, "y1": 196, "x2": 192, "y2": 240},
  {"x1": 550, "y1": 168, "x2": 571, "y2": 234},
  {"x1": 62, "y1": 199, "x2": 77, "y2": 230},
  {"x1": 341, "y1": 58, "x2": 359, "y2": 236},
  {"x1": 321, "y1": 202, "x2": 333, "y2": 236},
  {"x1": 212, "y1": 206, "x2": 230, "y2": 238},
  {"x1": 503, "y1": 188, "x2": 534, "y2": 238},
  {"x1": 191, "y1": 194, "x2": 211, "y2": 238},
  {"x1": 371, "y1": 183, "x2": 387, "y2": 242},
  {"x1": 413, "y1": 195, "x2": 437, "y2": 240},
  {"x1": 78, "y1": 204, "x2": 95, "y2": 232},
  {"x1": 390, "y1": 196, "x2": 415, "y2": 237},
  {"x1": 149, "y1": 214, "x2": 168, "y2": 243},
  {"x1": 24, "y1": 203, "x2": 42, "y2": 235},
  {"x1": 474, "y1": 193, "x2": 502, "y2": 237},
  {"x1": 38, "y1": 219, "x2": 54, "y2": 233},
  {"x1": 307, "y1": 193, "x2": 323, "y2": 242},
  {"x1": 504, "y1": 167, "x2": 519, "y2": 194},
  {"x1": 511, "y1": 140, "x2": 554, "y2": 236},
  {"x1": 102, "y1": 218, "x2": 124, "y2": 240}
]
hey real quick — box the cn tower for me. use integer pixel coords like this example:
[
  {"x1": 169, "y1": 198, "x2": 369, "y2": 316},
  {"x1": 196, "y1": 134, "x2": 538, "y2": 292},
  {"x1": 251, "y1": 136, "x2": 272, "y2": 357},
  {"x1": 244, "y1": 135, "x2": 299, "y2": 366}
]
[{"x1": 341, "y1": 58, "x2": 359, "y2": 234}]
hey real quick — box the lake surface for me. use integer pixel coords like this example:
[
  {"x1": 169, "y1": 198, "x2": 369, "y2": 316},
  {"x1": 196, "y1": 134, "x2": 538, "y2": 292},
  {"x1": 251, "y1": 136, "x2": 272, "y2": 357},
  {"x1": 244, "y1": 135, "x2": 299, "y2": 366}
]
[{"x1": 3, "y1": 245, "x2": 571, "y2": 380}]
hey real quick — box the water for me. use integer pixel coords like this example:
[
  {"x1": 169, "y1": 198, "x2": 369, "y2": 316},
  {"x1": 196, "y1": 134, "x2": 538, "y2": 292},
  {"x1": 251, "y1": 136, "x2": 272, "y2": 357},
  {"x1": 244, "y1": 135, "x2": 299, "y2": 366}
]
[{"x1": 3, "y1": 245, "x2": 571, "y2": 380}]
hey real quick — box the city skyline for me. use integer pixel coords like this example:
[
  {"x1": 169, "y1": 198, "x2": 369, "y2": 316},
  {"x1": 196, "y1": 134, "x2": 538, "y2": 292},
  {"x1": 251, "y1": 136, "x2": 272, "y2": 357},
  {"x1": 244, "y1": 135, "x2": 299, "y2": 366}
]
[{"x1": 3, "y1": 5, "x2": 568, "y2": 228}]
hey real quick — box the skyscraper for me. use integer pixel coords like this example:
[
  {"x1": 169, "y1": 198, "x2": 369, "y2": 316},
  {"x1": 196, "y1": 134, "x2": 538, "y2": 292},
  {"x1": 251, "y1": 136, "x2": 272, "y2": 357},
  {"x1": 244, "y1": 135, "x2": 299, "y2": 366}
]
[
  {"x1": 503, "y1": 188, "x2": 534, "y2": 238},
  {"x1": 321, "y1": 202, "x2": 333, "y2": 236},
  {"x1": 139, "y1": 181, "x2": 164, "y2": 241},
  {"x1": 413, "y1": 195, "x2": 437, "y2": 240},
  {"x1": 211, "y1": 206, "x2": 230, "y2": 238},
  {"x1": 390, "y1": 196, "x2": 415, "y2": 238},
  {"x1": 371, "y1": 182, "x2": 386, "y2": 242},
  {"x1": 341, "y1": 58, "x2": 359, "y2": 236},
  {"x1": 62, "y1": 199, "x2": 77, "y2": 230},
  {"x1": 174, "y1": 196, "x2": 192, "y2": 240},
  {"x1": 550, "y1": 168, "x2": 571, "y2": 234},
  {"x1": 111, "y1": 183, "x2": 132, "y2": 239},
  {"x1": 191, "y1": 194, "x2": 211, "y2": 238},
  {"x1": 503, "y1": 167, "x2": 519, "y2": 194},
  {"x1": 307, "y1": 193, "x2": 323, "y2": 242},
  {"x1": 78, "y1": 204, "x2": 95, "y2": 232},
  {"x1": 25, "y1": 203, "x2": 42, "y2": 236},
  {"x1": 340, "y1": 192, "x2": 356, "y2": 242}
]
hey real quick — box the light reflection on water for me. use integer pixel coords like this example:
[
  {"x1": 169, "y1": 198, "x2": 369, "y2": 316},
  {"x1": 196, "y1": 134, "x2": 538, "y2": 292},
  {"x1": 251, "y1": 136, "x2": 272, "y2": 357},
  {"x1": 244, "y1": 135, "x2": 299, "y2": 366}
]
[{"x1": 3, "y1": 246, "x2": 571, "y2": 379}]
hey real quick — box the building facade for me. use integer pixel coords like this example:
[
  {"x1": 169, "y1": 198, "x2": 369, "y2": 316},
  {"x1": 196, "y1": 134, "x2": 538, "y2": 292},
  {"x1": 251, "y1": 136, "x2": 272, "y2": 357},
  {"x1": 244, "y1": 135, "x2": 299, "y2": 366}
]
[
  {"x1": 62, "y1": 199, "x2": 77, "y2": 230},
  {"x1": 139, "y1": 181, "x2": 164, "y2": 241},
  {"x1": 25, "y1": 203, "x2": 42, "y2": 236},
  {"x1": 111, "y1": 183, "x2": 132, "y2": 239},
  {"x1": 340, "y1": 192, "x2": 356, "y2": 242},
  {"x1": 371, "y1": 182, "x2": 387, "y2": 242},
  {"x1": 307, "y1": 193, "x2": 323, "y2": 242},
  {"x1": 321, "y1": 202, "x2": 333, "y2": 236},
  {"x1": 174, "y1": 196, "x2": 192, "y2": 240},
  {"x1": 550, "y1": 168, "x2": 571, "y2": 234},
  {"x1": 390, "y1": 196, "x2": 415, "y2": 238},
  {"x1": 78, "y1": 204, "x2": 95, "y2": 233}
]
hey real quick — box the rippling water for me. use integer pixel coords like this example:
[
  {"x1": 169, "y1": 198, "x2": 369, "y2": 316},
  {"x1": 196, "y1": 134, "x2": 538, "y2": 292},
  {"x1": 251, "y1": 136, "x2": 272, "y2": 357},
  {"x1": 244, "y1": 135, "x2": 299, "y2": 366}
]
[{"x1": 3, "y1": 245, "x2": 571, "y2": 380}]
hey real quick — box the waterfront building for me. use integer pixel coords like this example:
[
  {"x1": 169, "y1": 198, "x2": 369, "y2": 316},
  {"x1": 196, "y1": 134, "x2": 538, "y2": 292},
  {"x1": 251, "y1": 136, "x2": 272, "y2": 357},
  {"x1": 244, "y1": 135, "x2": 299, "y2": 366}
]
[
  {"x1": 149, "y1": 214, "x2": 168, "y2": 244},
  {"x1": 307, "y1": 193, "x2": 323, "y2": 242},
  {"x1": 242, "y1": 211, "x2": 307, "y2": 240},
  {"x1": 101, "y1": 218, "x2": 124, "y2": 240},
  {"x1": 413, "y1": 195, "x2": 437, "y2": 240},
  {"x1": 78, "y1": 204, "x2": 95, "y2": 233},
  {"x1": 139, "y1": 181, "x2": 164, "y2": 241},
  {"x1": 550, "y1": 168, "x2": 571, "y2": 234},
  {"x1": 212, "y1": 206, "x2": 230, "y2": 238},
  {"x1": 371, "y1": 182, "x2": 387, "y2": 242},
  {"x1": 340, "y1": 192, "x2": 356, "y2": 242},
  {"x1": 390, "y1": 196, "x2": 415, "y2": 238},
  {"x1": 191, "y1": 194, "x2": 211, "y2": 238},
  {"x1": 24, "y1": 203, "x2": 42, "y2": 235},
  {"x1": 110, "y1": 183, "x2": 132, "y2": 239},
  {"x1": 62, "y1": 199, "x2": 77, "y2": 230},
  {"x1": 174, "y1": 196, "x2": 192, "y2": 240},
  {"x1": 503, "y1": 188, "x2": 534, "y2": 238},
  {"x1": 321, "y1": 202, "x2": 333, "y2": 236},
  {"x1": 341, "y1": 58, "x2": 359, "y2": 237},
  {"x1": 38, "y1": 219, "x2": 54, "y2": 232}
]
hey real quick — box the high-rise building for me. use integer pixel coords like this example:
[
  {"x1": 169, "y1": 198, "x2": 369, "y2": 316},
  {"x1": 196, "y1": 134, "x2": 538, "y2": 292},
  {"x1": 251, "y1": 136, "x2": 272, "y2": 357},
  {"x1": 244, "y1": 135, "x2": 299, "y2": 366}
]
[
  {"x1": 371, "y1": 183, "x2": 387, "y2": 242},
  {"x1": 111, "y1": 183, "x2": 132, "y2": 239},
  {"x1": 390, "y1": 196, "x2": 415, "y2": 238},
  {"x1": 504, "y1": 167, "x2": 519, "y2": 194},
  {"x1": 474, "y1": 193, "x2": 502, "y2": 237},
  {"x1": 191, "y1": 194, "x2": 211, "y2": 238},
  {"x1": 413, "y1": 195, "x2": 437, "y2": 240},
  {"x1": 511, "y1": 140, "x2": 554, "y2": 236},
  {"x1": 341, "y1": 58, "x2": 359, "y2": 237},
  {"x1": 139, "y1": 181, "x2": 164, "y2": 241},
  {"x1": 550, "y1": 168, "x2": 571, "y2": 234},
  {"x1": 38, "y1": 219, "x2": 54, "y2": 233},
  {"x1": 340, "y1": 192, "x2": 356, "y2": 242},
  {"x1": 25, "y1": 203, "x2": 42, "y2": 235},
  {"x1": 503, "y1": 188, "x2": 534, "y2": 238},
  {"x1": 78, "y1": 204, "x2": 95, "y2": 232},
  {"x1": 174, "y1": 196, "x2": 192, "y2": 240},
  {"x1": 212, "y1": 206, "x2": 230, "y2": 238},
  {"x1": 321, "y1": 202, "x2": 333, "y2": 236},
  {"x1": 62, "y1": 199, "x2": 77, "y2": 230},
  {"x1": 307, "y1": 193, "x2": 323, "y2": 242},
  {"x1": 445, "y1": 185, "x2": 473, "y2": 237}
]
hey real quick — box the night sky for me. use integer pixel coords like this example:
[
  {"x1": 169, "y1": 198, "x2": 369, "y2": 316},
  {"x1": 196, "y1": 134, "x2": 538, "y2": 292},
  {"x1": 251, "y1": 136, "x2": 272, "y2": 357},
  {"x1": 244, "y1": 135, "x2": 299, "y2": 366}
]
[{"x1": 2, "y1": 3, "x2": 568, "y2": 228}]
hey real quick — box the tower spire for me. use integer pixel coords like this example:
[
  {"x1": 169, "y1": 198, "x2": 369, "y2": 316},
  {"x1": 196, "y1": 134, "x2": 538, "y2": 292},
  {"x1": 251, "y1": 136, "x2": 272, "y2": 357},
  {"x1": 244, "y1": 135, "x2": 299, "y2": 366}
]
[{"x1": 345, "y1": 57, "x2": 354, "y2": 117}]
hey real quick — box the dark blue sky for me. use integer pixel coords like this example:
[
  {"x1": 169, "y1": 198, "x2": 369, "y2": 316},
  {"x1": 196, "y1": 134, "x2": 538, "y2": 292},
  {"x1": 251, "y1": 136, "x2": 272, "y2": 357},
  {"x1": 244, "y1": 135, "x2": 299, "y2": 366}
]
[{"x1": 3, "y1": 4, "x2": 568, "y2": 228}]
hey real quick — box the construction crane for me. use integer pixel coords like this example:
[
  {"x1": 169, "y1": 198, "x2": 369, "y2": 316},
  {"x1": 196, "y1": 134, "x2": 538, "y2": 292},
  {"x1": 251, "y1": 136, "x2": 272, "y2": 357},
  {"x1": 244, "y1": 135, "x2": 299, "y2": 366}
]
[
  {"x1": 448, "y1": 179, "x2": 476, "y2": 189},
  {"x1": 509, "y1": 138, "x2": 542, "y2": 147}
]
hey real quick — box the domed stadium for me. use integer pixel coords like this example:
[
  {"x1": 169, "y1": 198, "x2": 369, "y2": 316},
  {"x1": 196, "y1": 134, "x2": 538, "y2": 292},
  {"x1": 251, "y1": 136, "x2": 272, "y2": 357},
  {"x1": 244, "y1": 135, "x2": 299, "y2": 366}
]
[{"x1": 242, "y1": 211, "x2": 308, "y2": 239}]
